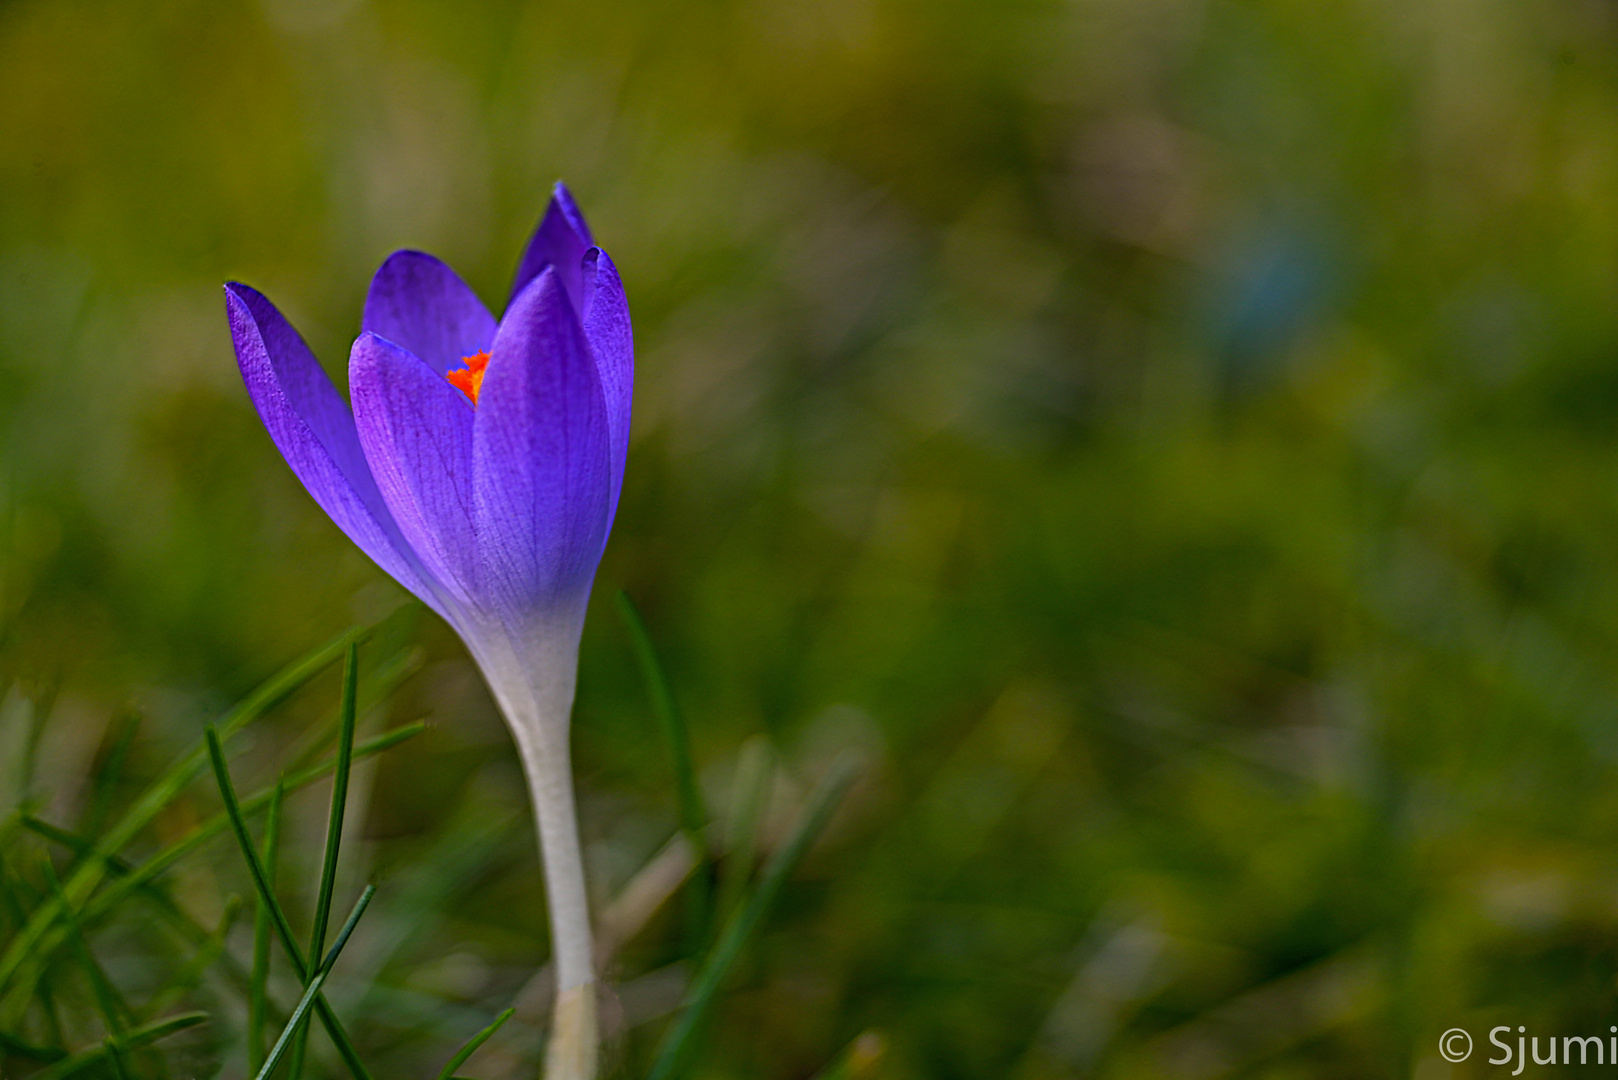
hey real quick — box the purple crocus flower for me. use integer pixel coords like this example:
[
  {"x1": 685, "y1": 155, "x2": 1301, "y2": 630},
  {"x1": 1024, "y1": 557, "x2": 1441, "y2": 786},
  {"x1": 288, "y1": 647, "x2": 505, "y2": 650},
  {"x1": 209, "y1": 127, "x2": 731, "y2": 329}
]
[{"x1": 225, "y1": 183, "x2": 627, "y2": 1079}]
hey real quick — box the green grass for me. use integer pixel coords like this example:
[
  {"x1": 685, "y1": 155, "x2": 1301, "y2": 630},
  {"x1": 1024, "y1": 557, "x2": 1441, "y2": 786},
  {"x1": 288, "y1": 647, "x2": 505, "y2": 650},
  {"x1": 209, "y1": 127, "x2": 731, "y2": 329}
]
[
  {"x1": 433, "y1": 1007, "x2": 514, "y2": 1080},
  {"x1": 649, "y1": 755, "x2": 858, "y2": 1080},
  {"x1": 0, "y1": 631, "x2": 429, "y2": 1077},
  {"x1": 618, "y1": 592, "x2": 712, "y2": 950},
  {"x1": 0, "y1": 624, "x2": 858, "y2": 1080}
]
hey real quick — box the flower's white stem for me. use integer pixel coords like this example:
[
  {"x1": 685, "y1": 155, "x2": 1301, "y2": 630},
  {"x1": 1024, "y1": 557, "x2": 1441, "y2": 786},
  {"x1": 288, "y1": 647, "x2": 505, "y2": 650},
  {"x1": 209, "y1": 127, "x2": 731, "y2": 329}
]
[
  {"x1": 511, "y1": 718, "x2": 598, "y2": 1080},
  {"x1": 473, "y1": 619, "x2": 598, "y2": 1080}
]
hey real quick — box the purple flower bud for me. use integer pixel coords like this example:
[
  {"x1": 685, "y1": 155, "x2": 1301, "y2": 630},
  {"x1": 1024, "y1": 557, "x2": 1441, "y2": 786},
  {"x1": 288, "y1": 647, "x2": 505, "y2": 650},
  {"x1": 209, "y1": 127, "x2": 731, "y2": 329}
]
[{"x1": 225, "y1": 182, "x2": 631, "y2": 657}]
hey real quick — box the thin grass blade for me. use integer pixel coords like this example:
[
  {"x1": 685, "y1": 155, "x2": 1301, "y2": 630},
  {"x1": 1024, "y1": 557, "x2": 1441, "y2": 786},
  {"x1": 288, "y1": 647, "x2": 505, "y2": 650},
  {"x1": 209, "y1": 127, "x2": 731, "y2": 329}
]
[
  {"x1": 143, "y1": 895, "x2": 242, "y2": 1022},
  {"x1": 37, "y1": 969, "x2": 65, "y2": 1049},
  {"x1": 204, "y1": 725, "x2": 373, "y2": 1080},
  {"x1": 617, "y1": 591, "x2": 711, "y2": 943},
  {"x1": 103, "y1": 1037, "x2": 130, "y2": 1080},
  {"x1": 286, "y1": 644, "x2": 421, "y2": 774},
  {"x1": 81, "y1": 709, "x2": 139, "y2": 841},
  {"x1": 0, "y1": 1027, "x2": 64, "y2": 1063},
  {"x1": 21, "y1": 684, "x2": 58, "y2": 806},
  {"x1": 715, "y1": 736, "x2": 772, "y2": 925},
  {"x1": 647, "y1": 755, "x2": 859, "y2": 1080},
  {"x1": 617, "y1": 593, "x2": 709, "y2": 841},
  {"x1": 433, "y1": 1006, "x2": 514, "y2": 1080},
  {"x1": 249, "y1": 778, "x2": 284, "y2": 1072},
  {"x1": 22, "y1": 815, "x2": 223, "y2": 951},
  {"x1": 0, "y1": 850, "x2": 33, "y2": 937},
  {"x1": 27, "y1": 1011, "x2": 207, "y2": 1080},
  {"x1": 254, "y1": 885, "x2": 375, "y2": 1080},
  {"x1": 289, "y1": 642, "x2": 360, "y2": 1080},
  {"x1": 40, "y1": 855, "x2": 129, "y2": 1037}
]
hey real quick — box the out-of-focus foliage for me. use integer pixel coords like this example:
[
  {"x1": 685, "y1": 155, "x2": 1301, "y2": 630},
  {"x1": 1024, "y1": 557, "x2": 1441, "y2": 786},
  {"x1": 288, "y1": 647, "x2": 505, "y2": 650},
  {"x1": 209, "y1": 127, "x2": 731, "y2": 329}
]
[{"x1": 4, "y1": 0, "x2": 1618, "y2": 1076}]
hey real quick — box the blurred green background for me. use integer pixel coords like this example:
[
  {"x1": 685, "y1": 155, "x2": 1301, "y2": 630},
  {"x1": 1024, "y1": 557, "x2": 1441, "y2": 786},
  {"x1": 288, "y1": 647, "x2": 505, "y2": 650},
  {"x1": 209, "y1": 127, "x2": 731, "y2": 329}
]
[{"x1": 7, "y1": 0, "x2": 1618, "y2": 1076}]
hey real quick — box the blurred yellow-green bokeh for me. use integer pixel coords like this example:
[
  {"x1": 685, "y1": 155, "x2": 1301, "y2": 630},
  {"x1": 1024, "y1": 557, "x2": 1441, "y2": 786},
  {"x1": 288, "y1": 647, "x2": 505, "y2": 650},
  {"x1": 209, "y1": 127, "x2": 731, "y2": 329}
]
[{"x1": 8, "y1": 0, "x2": 1618, "y2": 1076}]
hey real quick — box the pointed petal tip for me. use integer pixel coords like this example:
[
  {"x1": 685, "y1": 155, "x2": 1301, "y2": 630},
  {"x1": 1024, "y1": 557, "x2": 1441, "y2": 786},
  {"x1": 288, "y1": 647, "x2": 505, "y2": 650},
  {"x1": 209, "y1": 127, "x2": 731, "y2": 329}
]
[
  {"x1": 580, "y1": 246, "x2": 625, "y2": 306},
  {"x1": 224, "y1": 282, "x2": 273, "y2": 359},
  {"x1": 224, "y1": 280, "x2": 273, "y2": 301},
  {"x1": 509, "y1": 187, "x2": 596, "y2": 312},
  {"x1": 223, "y1": 280, "x2": 256, "y2": 312},
  {"x1": 550, "y1": 181, "x2": 592, "y2": 245},
  {"x1": 223, "y1": 282, "x2": 288, "y2": 337}
]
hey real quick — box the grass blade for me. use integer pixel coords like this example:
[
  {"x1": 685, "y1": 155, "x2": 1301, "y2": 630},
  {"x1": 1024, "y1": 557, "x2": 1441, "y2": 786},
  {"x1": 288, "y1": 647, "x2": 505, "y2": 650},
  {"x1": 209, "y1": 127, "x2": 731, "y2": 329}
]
[
  {"x1": 617, "y1": 593, "x2": 708, "y2": 841},
  {"x1": 249, "y1": 779, "x2": 285, "y2": 1072},
  {"x1": 716, "y1": 736, "x2": 772, "y2": 925},
  {"x1": 81, "y1": 709, "x2": 139, "y2": 841},
  {"x1": 0, "y1": 1027, "x2": 64, "y2": 1063},
  {"x1": 204, "y1": 725, "x2": 374, "y2": 1080},
  {"x1": 142, "y1": 895, "x2": 242, "y2": 1022},
  {"x1": 81, "y1": 723, "x2": 424, "y2": 929},
  {"x1": 0, "y1": 850, "x2": 33, "y2": 938},
  {"x1": 617, "y1": 592, "x2": 711, "y2": 944},
  {"x1": 286, "y1": 645, "x2": 421, "y2": 774},
  {"x1": 647, "y1": 755, "x2": 859, "y2": 1080},
  {"x1": 290, "y1": 642, "x2": 360, "y2": 1080},
  {"x1": 433, "y1": 1006, "x2": 514, "y2": 1080},
  {"x1": 254, "y1": 885, "x2": 375, "y2": 1080},
  {"x1": 21, "y1": 683, "x2": 59, "y2": 808},
  {"x1": 21, "y1": 815, "x2": 227, "y2": 953},
  {"x1": 8, "y1": 722, "x2": 423, "y2": 1007},
  {"x1": 104, "y1": 1037, "x2": 130, "y2": 1080},
  {"x1": 108, "y1": 628, "x2": 358, "y2": 859},
  {"x1": 40, "y1": 855, "x2": 129, "y2": 1037},
  {"x1": 0, "y1": 628, "x2": 358, "y2": 1010},
  {"x1": 37, "y1": 968, "x2": 65, "y2": 1049},
  {"x1": 28, "y1": 1011, "x2": 207, "y2": 1080}
]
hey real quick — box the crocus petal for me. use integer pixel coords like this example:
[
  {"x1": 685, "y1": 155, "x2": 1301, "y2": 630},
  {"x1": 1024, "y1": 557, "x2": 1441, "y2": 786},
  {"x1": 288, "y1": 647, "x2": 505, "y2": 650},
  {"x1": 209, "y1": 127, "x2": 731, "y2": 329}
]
[
  {"x1": 580, "y1": 248, "x2": 633, "y2": 524},
  {"x1": 225, "y1": 283, "x2": 448, "y2": 618},
  {"x1": 509, "y1": 182, "x2": 593, "y2": 315},
  {"x1": 363, "y1": 251, "x2": 498, "y2": 375},
  {"x1": 474, "y1": 268, "x2": 611, "y2": 622},
  {"x1": 350, "y1": 332, "x2": 480, "y2": 610}
]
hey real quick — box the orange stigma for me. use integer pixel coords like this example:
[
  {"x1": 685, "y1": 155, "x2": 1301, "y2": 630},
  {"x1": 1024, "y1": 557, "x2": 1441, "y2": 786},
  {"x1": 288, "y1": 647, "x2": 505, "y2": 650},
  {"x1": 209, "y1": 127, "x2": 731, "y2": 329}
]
[{"x1": 447, "y1": 351, "x2": 490, "y2": 405}]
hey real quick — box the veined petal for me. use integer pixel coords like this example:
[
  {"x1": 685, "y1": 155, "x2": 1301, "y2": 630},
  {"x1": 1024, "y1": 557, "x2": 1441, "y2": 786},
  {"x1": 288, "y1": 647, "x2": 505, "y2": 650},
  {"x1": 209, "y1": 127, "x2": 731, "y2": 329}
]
[
  {"x1": 363, "y1": 251, "x2": 497, "y2": 375},
  {"x1": 350, "y1": 332, "x2": 480, "y2": 609},
  {"x1": 509, "y1": 182, "x2": 593, "y2": 316},
  {"x1": 224, "y1": 283, "x2": 447, "y2": 617},
  {"x1": 474, "y1": 268, "x2": 611, "y2": 620},
  {"x1": 580, "y1": 248, "x2": 633, "y2": 524}
]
